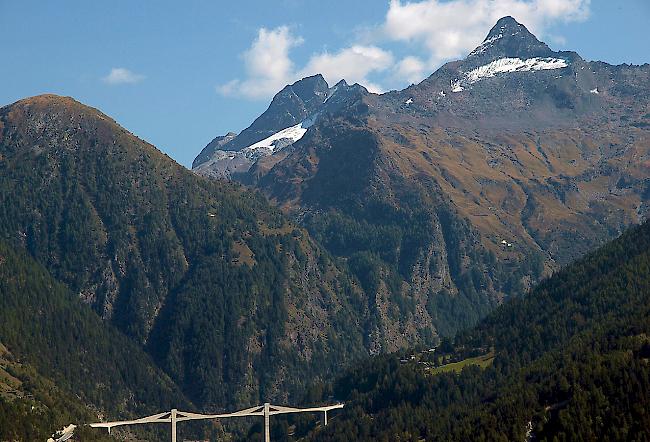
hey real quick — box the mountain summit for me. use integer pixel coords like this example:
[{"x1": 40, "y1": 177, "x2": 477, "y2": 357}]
[
  {"x1": 225, "y1": 74, "x2": 330, "y2": 153},
  {"x1": 193, "y1": 74, "x2": 366, "y2": 179},
  {"x1": 467, "y1": 16, "x2": 554, "y2": 64}
]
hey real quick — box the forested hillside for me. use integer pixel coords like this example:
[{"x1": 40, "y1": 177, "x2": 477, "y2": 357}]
[
  {"x1": 303, "y1": 220, "x2": 650, "y2": 441},
  {"x1": 0, "y1": 95, "x2": 369, "y2": 412},
  {"x1": 0, "y1": 240, "x2": 192, "y2": 441}
]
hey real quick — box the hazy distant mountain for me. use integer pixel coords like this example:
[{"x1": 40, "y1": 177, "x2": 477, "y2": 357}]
[{"x1": 195, "y1": 16, "x2": 650, "y2": 342}]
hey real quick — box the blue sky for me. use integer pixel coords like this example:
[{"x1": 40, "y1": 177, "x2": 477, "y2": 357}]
[{"x1": 1, "y1": 0, "x2": 649, "y2": 167}]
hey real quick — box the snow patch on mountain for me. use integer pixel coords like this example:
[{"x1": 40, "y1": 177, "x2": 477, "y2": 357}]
[
  {"x1": 466, "y1": 57, "x2": 568, "y2": 83},
  {"x1": 451, "y1": 57, "x2": 568, "y2": 92},
  {"x1": 244, "y1": 114, "x2": 317, "y2": 152},
  {"x1": 193, "y1": 114, "x2": 319, "y2": 178}
]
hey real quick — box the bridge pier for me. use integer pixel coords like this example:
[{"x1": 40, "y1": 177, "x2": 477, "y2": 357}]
[
  {"x1": 171, "y1": 408, "x2": 177, "y2": 442},
  {"x1": 264, "y1": 402, "x2": 271, "y2": 442}
]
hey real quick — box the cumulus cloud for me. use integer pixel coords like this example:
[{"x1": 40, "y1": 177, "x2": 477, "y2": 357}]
[
  {"x1": 394, "y1": 56, "x2": 428, "y2": 84},
  {"x1": 219, "y1": 26, "x2": 394, "y2": 99},
  {"x1": 384, "y1": 0, "x2": 590, "y2": 71},
  {"x1": 217, "y1": 26, "x2": 303, "y2": 99},
  {"x1": 300, "y1": 45, "x2": 394, "y2": 93},
  {"x1": 102, "y1": 68, "x2": 145, "y2": 85},
  {"x1": 219, "y1": 0, "x2": 591, "y2": 99}
]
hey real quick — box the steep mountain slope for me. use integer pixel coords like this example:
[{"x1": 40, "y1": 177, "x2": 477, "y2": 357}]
[
  {"x1": 365, "y1": 17, "x2": 649, "y2": 266},
  {"x1": 0, "y1": 94, "x2": 370, "y2": 410},
  {"x1": 195, "y1": 16, "x2": 650, "y2": 342},
  {"x1": 0, "y1": 340, "x2": 115, "y2": 442},
  {"x1": 304, "y1": 219, "x2": 650, "y2": 441},
  {"x1": 0, "y1": 239, "x2": 185, "y2": 441}
]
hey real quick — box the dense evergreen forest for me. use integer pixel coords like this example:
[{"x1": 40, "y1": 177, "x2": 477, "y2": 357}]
[
  {"x1": 0, "y1": 95, "x2": 367, "y2": 414},
  {"x1": 294, "y1": 220, "x2": 650, "y2": 441},
  {"x1": 0, "y1": 240, "x2": 207, "y2": 440}
]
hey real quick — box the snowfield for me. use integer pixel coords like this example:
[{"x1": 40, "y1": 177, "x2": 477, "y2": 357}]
[
  {"x1": 244, "y1": 114, "x2": 317, "y2": 152},
  {"x1": 451, "y1": 57, "x2": 568, "y2": 92},
  {"x1": 466, "y1": 57, "x2": 568, "y2": 83},
  {"x1": 193, "y1": 114, "x2": 319, "y2": 178}
]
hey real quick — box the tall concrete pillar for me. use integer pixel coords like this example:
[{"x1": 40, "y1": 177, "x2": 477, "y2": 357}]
[
  {"x1": 171, "y1": 408, "x2": 177, "y2": 442},
  {"x1": 264, "y1": 402, "x2": 271, "y2": 442}
]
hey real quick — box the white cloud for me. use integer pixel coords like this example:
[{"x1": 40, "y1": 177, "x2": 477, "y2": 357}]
[
  {"x1": 394, "y1": 56, "x2": 428, "y2": 84},
  {"x1": 300, "y1": 45, "x2": 394, "y2": 93},
  {"x1": 102, "y1": 68, "x2": 145, "y2": 85},
  {"x1": 384, "y1": 0, "x2": 590, "y2": 72},
  {"x1": 217, "y1": 26, "x2": 303, "y2": 99},
  {"x1": 218, "y1": 0, "x2": 591, "y2": 99},
  {"x1": 219, "y1": 27, "x2": 393, "y2": 99},
  {"x1": 216, "y1": 79, "x2": 241, "y2": 96}
]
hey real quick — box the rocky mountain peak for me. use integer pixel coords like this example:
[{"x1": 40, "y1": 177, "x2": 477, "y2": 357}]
[
  {"x1": 192, "y1": 74, "x2": 369, "y2": 176},
  {"x1": 205, "y1": 75, "x2": 330, "y2": 155},
  {"x1": 281, "y1": 74, "x2": 330, "y2": 106},
  {"x1": 485, "y1": 16, "x2": 530, "y2": 40},
  {"x1": 468, "y1": 16, "x2": 553, "y2": 63}
]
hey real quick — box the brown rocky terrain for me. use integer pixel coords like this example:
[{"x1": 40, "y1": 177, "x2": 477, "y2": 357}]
[{"x1": 195, "y1": 17, "x2": 650, "y2": 341}]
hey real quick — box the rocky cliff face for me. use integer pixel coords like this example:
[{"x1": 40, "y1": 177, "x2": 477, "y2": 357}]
[{"x1": 195, "y1": 17, "x2": 650, "y2": 341}]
